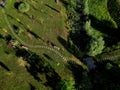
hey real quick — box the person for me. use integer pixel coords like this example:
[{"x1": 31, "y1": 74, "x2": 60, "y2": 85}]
[{"x1": 7, "y1": 41, "x2": 15, "y2": 48}]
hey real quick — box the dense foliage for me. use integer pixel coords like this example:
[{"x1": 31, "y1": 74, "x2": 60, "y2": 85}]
[
  {"x1": 56, "y1": 79, "x2": 75, "y2": 90},
  {"x1": 63, "y1": 0, "x2": 120, "y2": 89},
  {"x1": 18, "y1": 2, "x2": 30, "y2": 13},
  {"x1": 86, "y1": 36, "x2": 105, "y2": 56},
  {"x1": 64, "y1": 0, "x2": 120, "y2": 60}
]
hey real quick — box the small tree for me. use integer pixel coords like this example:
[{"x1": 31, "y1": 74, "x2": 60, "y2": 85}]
[
  {"x1": 18, "y1": 2, "x2": 30, "y2": 13},
  {"x1": 56, "y1": 78, "x2": 75, "y2": 90},
  {"x1": 78, "y1": 72, "x2": 92, "y2": 90},
  {"x1": 87, "y1": 36, "x2": 105, "y2": 56}
]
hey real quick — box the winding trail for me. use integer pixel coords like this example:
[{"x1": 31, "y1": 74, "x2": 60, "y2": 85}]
[
  {"x1": 2, "y1": 8, "x2": 67, "y2": 62},
  {"x1": 2, "y1": 8, "x2": 85, "y2": 67}
]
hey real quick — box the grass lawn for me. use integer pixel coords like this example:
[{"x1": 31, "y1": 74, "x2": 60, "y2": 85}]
[
  {"x1": 0, "y1": 0, "x2": 81, "y2": 89},
  {"x1": 88, "y1": 0, "x2": 117, "y2": 28}
]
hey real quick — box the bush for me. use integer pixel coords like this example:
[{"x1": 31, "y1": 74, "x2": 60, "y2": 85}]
[
  {"x1": 56, "y1": 78, "x2": 75, "y2": 90},
  {"x1": 77, "y1": 72, "x2": 92, "y2": 90},
  {"x1": 18, "y1": 2, "x2": 30, "y2": 13},
  {"x1": 87, "y1": 36, "x2": 105, "y2": 56}
]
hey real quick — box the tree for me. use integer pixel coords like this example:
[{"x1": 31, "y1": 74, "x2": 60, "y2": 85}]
[
  {"x1": 87, "y1": 36, "x2": 105, "y2": 56},
  {"x1": 106, "y1": 63, "x2": 113, "y2": 70},
  {"x1": 18, "y1": 2, "x2": 30, "y2": 13},
  {"x1": 56, "y1": 78, "x2": 75, "y2": 90},
  {"x1": 77, "y1": 72, "x2": 92, "y2": 90}
]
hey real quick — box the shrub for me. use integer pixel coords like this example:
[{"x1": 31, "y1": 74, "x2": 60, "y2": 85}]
[
  {"x1": 77, "y1": 72, "x2": 92, "y2": 90},
  {"x1": 87, "y1": 36, "x2": 105, "y2": 56},
  {"x1": 56, "y1": 78, "x2": 75, "y2": 90},
  {"x1": 18, "y1": 2, "x2": 30, "y2": 13}
]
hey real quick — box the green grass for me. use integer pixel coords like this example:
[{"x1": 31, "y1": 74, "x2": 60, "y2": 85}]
[
  {"x1": 107, "y1": 0, "x2": 120, "y2": 26},
  {"x1": 1, "y1": 0, "x2": 120, "y2": 89},
  {"x1": 0, "y1": 0, "x2": 76, "y2": 89},
  {"x1": 88, "y1": 0, "x2": 117, "y2": 28}
]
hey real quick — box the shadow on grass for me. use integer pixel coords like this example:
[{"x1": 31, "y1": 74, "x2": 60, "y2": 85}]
[
  {"x1": 29, "y1": 83, "x2": 36, "y2": 90},
  {"x1": 89, "y1": 15, "x2": 120, "y2": 46},
  {"x1": 67, "y1": 61, "x2": 83, "y2": 85},
  {"x1": 43, "y1": 53, "x2": 53, "y2": 60},
  {"x1": 57, "y1": 36, "x2": 86, "y2": 87},
  {"x1": 44, "y1": 66, "x2": 61, "y2": 90},
  {"x1": 6, "y1": 14, "x2": 43, "y2": 40},
  {"x1": 69, "y1": 30, "x2": 91, "y2": 52},
  {"x1": 58, "y1": 0, "x2": 68, "y2": 6},
  {"x1": 5, "y1": 34, "x2": 12, "y2": 41},
  {"x1": 15, "y1": 47, "x2": 61, "y2": 89},
  {"x1": 57, "y1": 36, "x2": 84, "y2": 59},
  {"x1": 14, "y1": 2, "x2": 22, "y2": 9},
  {"x1": 15, "y1": 48, "x2": 42, "y2": 81},
  {"x1": 107, "y1": 0, "x2": 120, "y2": 27},
  {"x1": 26, "y1": 29, "x2": 42, "y2": 40},
  {"x1": 0, "y1": 61, "x2": 10, "y2": 71},
  {"x1": 45, "y1": 4, "x2": 60, "y2": 13},
  {"x1": 12, "y1": 25, "x2": 19, "y2": 34}
]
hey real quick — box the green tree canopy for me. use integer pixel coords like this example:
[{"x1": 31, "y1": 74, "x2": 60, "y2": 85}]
[
  {"x1": 78, "y1": 72, "x2": 92, "y2": 90},
  {"x1": 56, "y1": 78, "x2": 75, "y2": 90},
  {"x1": 87, "y1": 36, "x2": 105, "y2": 56},
  {"x1": 18, "y1": 2, "x2": 30, "y2": 13}
]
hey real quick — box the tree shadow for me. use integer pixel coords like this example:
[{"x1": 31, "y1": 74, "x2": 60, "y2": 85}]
[
  {"x1": 67, "y1": 61, "x2": 84, "y2": 86},
  {"x1": 89, "y1": 15, "x2": 120, "y2": 46},
  {"x1": 0, "y1": 34, "x2": 3, "y2": 39},
  {"x1": 89, "y1": 15, "x2": 120, "y2": 37},
  {"x1": 14, "y1": 2, "x2": 22, "y2": 9},
  {"x1": 44, "y1": 65, "x2": 61, "y2": 90},
  {"x1": 6, "y1": 14, "x2": 24, "y2": 26},
  {"x1": 5, "y1": 34, "x2": 12, "y2": 41},
  {"x1": 69, "y1": 30, "x2": 91, "y2": 52},
  {"x1": 6, "y1": 14, "x2": 42, "y2": 40},
  {"x1": 45, "y1": 4, "x2": 60, "y2": 13},
  {"x1": 59, "y1": 0, "x2": 69, "y2": 6},
  {"x1": 0, "y1": 61, "x2": 10, "y2": 71},
  {"x1": 12, "y1": 25, "x2": 19, "y2": 34},
  {"x1": 43, "y1": 53, "x2": 53, "y2": 60},
  {"x1": 57, "y1": 36, "x2": 84, "y2": 59},
  {"x1": 15, "y1": 47, "x2": 61, "y2": 89},
  {"x1": 26, "y1": 29, "x2": 42, "y2": 40},
  {"x1": 107, "y1": 0, "x2": 120, "y2": 27},
  {"x1": 88, "y1": 60, "x2": 120, "y2": 90},
  {"x1": 15, "y1": 48, "x2": 42, "y2": 81},
  {"x1": 29, "y1": 83, "x2": 36, "y2": 90}
]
